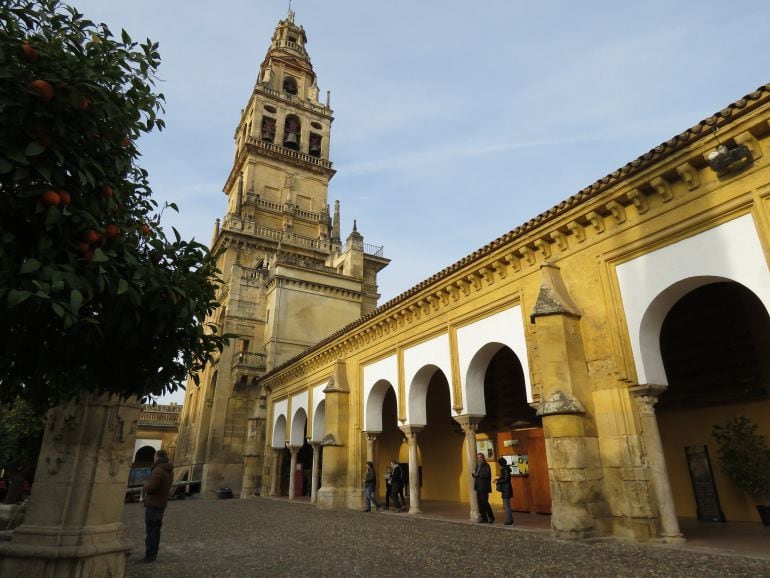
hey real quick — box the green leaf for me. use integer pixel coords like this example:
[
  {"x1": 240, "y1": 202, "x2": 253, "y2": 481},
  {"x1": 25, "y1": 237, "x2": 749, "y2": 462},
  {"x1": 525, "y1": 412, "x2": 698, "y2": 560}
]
[
  {"x1": 0, "y1": 157, "x2": 12, "y2": 174},
  {"x1": 25, "y1": 142, "x2": 45, "y2": 157},
  {"x1": 7, "y1": 290, "x2": 32, "y2": 307},
  {"x1": 52, "y1": 302, "x2": 66, "y2": 318},
  {"x1": 91, "y1": 248, "x2": 109, "y2": 263},
  {"x1": 70, "y1": 289, "x2": 83, "y2": 311},
  {"x1": 118, "y1": 279, "x2": 128, "y2": 295},
  {"x1": 20, "y1": 258, "x2": 41, "y2": 274}
]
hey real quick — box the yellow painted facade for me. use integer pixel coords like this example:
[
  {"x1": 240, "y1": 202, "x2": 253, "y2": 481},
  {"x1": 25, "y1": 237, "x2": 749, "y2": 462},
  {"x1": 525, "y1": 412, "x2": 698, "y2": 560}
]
[
  {"x1": 260, "y1": 80, "x2": 770, "y2": 540},
  {"x1": 175, "y1": 11, "x2": 770, "y2": 542}
]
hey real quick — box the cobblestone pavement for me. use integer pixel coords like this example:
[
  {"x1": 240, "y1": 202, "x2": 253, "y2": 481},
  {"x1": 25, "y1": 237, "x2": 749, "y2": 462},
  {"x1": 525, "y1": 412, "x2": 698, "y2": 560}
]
[{"x1": 123, "y1": 498, "x2": 770, "y2": 578}]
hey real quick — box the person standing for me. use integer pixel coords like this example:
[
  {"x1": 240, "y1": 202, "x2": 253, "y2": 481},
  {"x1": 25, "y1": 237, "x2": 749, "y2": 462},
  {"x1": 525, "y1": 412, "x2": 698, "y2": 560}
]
[
  {"x1": 140, "y1": 449, "x2": 173, "y2": 563},
  {"x1": 383, "y1": 465, "x2": 393, "y2": 510},
  {"x1": 362, "y1": 461, "x2": 380, "y2": 512},
  {"x1": 494, "y1": 457, "x2": 514, "y2": 525},
  {"x1": 472, "y1": 453, "x2": 494, "y2": 523},
  {"x1": 389, "y1": 460, "x2": 406, "y2": 512}
]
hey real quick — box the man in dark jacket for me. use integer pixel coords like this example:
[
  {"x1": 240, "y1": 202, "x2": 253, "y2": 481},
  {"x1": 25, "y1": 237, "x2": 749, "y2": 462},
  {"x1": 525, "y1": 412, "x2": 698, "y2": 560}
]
[
  {"x1": 472, "y1": 453, "x2": 494, "y2": 523},
  {"x1": 389, "y1": 459, "x2": 406, "y2": 512},
  {"x1": 140, "y1": 449, "x2": 173, "y2": 563}
]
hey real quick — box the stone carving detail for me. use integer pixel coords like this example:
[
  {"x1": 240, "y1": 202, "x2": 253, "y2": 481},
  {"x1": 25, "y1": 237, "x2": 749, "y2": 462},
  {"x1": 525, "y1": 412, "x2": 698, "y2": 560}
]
[
  {"x1": 736, "y1": 131, "x2": 763, "y2": 160},
  {"x1": 586, "y1": 211, "x2": 605, "y2": 233},
  {"x1": 536, "y1": 390, "x2": 586, "y2": 416},
  {"x1": 606, "y1": 200, "x2": 626, "y2": 224},
  {"x1": 650, "y1": 177, "x2": 673, "y2": 203},
  {"x1": 676, "y1": 162, "x2": 700, "y2": 190},
  {"x1": 534, "y1": 238, "x2": 551, "y2": 259},
  {"x1": 567, "y1": 221, "x2": 586, "y2": 243},
  {"x1": 627, "y1": 189, "x2": 649, "y2": 214}
]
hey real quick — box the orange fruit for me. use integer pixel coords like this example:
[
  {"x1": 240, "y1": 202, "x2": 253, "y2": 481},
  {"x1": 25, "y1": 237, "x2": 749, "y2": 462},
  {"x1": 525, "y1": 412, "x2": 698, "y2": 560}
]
[
  {"x1": 28, "y1": 79, "x2": 53, "y2": 101},
  {"x1": 41, "y1": 190, "x2": 60, "y2": 206}
]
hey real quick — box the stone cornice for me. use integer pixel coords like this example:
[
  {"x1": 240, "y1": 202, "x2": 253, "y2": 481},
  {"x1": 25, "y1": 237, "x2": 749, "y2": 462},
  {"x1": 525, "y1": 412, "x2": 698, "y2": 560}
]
[{"x1": 260, "y1": 82, "x2": 770, "y2": 389}]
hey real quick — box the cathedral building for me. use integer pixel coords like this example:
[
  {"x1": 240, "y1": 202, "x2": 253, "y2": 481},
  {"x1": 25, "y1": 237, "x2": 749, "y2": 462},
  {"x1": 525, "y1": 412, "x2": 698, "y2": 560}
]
[
  {"x1": 177, "y1": 11, "x2": 770, "y2": 543},
  {"x1": 174, "y1": 10, "x2": 389, "y2": 497}
]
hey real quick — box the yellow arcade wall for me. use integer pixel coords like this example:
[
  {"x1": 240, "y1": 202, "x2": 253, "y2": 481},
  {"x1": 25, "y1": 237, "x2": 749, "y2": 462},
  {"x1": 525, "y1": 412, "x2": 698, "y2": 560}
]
[{"x1": 658, "y1": 398, "x2": 770, "y2": 523}]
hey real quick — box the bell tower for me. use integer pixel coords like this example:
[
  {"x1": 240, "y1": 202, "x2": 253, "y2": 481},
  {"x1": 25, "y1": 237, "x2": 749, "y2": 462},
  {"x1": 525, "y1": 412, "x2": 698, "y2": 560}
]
[{"x1": 174, "y1": 9, "x2": 390, "y2": 497}]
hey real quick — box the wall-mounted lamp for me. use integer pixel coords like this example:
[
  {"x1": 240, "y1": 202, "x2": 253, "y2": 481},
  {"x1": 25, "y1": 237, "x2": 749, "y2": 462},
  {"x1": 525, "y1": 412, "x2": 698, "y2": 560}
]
[{"x1": 706, "y1": 143, "x2": 753, "y2": 177}]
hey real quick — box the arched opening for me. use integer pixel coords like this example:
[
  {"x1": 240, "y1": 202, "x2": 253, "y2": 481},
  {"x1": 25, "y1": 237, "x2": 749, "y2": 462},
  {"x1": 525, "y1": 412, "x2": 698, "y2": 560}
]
[
  {"x1": 133, "y1": 445, "x2": 156, "y2": 468},
  {"x1": 476, "y1": 345, "x2": 550, "y2": 514},
  {"x1": 656, "y1": 281, "x2": 770, "y2": 523},
  {"x1": 373, "y1": 385, "x2": 402, "y2": 505},
  {"x1": 419, "y1": 369, "x2": 462, "y2": 502},
  {"x1": 283, "y1": 114, "x2": 301, "y2": 150},
  {"x1": 283, "y1": 76, "x2": 298, "y2": 95}
]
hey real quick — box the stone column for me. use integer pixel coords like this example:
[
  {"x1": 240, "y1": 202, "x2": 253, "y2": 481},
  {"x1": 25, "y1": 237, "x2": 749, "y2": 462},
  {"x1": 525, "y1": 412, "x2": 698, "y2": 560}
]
[
  {"x1": 630, "y1": 384, "x2": 684, "y2": 543},
  {"x1": 0, "y1": 394, "x2": 142, "y2": 578},
  {"x1": 287, "y1": 446, "x2": 299, "y2": 500},
  {"x1": 364, "y1": 432, "x2": 377, "y2": 464},
  {"x1": 400, "y1": 426, "x2": 424, "y2": 514},
  {"x1": 270, "y1": 448, "x2": 281, "y2": 496},
  {"x1": 454, "y1": 415, "x2": 482, "y2": 522},
  {"x1": 310, "y1": 442, "x2": 321, "y2": 504},
  {"x1": 316, "y1": 361, "x2": 351, "y2": 510}
]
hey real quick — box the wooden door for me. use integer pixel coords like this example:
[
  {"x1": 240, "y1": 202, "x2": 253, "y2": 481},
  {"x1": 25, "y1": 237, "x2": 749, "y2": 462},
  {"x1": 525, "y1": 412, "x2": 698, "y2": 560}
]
[{"x1": 497, "y1": 428, "x2": 551, "y2": 514}]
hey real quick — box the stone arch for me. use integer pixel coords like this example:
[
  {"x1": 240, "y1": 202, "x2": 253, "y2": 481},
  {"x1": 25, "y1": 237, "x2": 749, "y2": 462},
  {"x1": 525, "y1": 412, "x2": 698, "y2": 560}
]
[
  {"x1": 407, "y1": 365, "x2": 450, "y2": 427},
  {"x1": 133, "y1": 445, "x2": 156, "y2": 466},
  {"x1": 290, "y1": 407, "x2": 307, "y2": 447},
  {"x1": 464, "y1": 342, "x2": 506, "y2": 416},
  {"x1": 365, "y1": 378, "x2": 396, "y2": 432},
  {"x1": 639, "y1": 276, "x2": 733, "y2": 385},
  {"x1": 272, "y1": 414, "x2": 287, "y2": 448},
  {"x1": 312, "y1": 400, "x2": 325, "y2": 442}
]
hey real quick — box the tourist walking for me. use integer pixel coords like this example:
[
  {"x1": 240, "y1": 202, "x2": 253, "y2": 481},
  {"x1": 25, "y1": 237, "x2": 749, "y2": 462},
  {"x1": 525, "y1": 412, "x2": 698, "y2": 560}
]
[
  {"x1": 389, "y1": 460, "x2": 406, "y2": 512},
  {"x1": 140, "y1": 449, "x2": 174, "y2": 563},
  {"x1": 472, "y1": 453, "x2": 494, "y2": 523},
  {"x1": 363, "y1": 461, "x2": 380, "y2": 512},
  {"x1": 494, "y1": 457, "x2": 514, "y2": 525}
]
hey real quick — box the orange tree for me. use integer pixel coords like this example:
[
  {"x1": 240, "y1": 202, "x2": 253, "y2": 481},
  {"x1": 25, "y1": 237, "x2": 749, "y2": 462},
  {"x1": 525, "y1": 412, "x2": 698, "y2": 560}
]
[{"x1": 0, "y1": 0, "x2": 226, "y2": 409}]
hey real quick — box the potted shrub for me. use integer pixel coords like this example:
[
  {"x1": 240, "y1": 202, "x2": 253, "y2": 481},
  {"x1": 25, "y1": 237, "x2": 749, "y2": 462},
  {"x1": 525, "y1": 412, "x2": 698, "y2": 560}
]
[{"x1": 712, "y1": 416, "x2": 770, "y2": 525}]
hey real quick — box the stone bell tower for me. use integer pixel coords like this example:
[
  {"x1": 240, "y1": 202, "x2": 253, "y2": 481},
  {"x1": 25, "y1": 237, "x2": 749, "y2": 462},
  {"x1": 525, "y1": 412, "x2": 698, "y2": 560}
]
[{"x1": 173, "y1": 9, "x2": 390, "y2": 496}]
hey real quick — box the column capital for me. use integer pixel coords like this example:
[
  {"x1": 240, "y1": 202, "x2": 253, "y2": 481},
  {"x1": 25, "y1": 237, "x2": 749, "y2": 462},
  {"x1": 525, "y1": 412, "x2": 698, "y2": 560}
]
[
  {"x1": 399, "y1": 425, "x2": 424, "y2": 438},
  {"x1": 287, "y1": 445, "x2": 301, "y2": 455},
  {"x1": 629, "y1": 384, "x2": 668, "y2": 417},
  {"x1": 363, "y1": 431, "x2": 380, "y2": 441},
  {"x1": 453, "y1": 414, "x2": 483, "y2": 434}
]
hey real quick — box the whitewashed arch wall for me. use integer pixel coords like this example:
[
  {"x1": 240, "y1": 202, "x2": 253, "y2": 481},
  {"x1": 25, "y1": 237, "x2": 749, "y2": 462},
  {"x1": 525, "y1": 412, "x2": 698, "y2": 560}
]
[
  {"x1": 271, "y1": 398, "x2": 288, "y2": 448},
  {"x1": 456, "y1": 305, "x2": 532, "y2": 414},
  {"x1": 403, "y1": 333, "x2": 453, "y2": 425},
  {"x1": 363, "y1": 354, "x2": 398, "y2": 432},
  {"x1": 311, "y1": 382, "x2": 327, "y2": 442},
  {"x1": 617, "y1": 213, "x2": 770, "y2": 385},
  {"x1": 290, "y1": 391, "x2": 309, "y2": 447},
  {"x1": 133, "y1": 438, "x2": 161, "y2": 457}
]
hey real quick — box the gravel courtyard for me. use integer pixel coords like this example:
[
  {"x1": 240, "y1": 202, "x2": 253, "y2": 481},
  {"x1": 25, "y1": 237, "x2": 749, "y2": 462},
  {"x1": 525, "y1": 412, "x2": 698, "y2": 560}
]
[{"x1": 122, "y1": 498, "x2": 770, "y2": 577}]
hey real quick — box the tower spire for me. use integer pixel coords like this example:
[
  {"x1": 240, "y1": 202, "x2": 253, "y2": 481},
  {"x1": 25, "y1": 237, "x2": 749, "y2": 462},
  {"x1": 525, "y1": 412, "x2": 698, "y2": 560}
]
[{"x1": 287, "y1": 0, "x2": 294, "y2": 22}]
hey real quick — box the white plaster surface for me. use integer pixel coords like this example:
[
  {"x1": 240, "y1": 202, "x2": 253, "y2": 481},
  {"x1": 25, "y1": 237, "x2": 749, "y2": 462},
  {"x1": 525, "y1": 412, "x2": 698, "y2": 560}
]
[
  {"x1": 311, "y1": 382, "x2": 326, "y2": 442},
  {"x1": 403, "y1": 333, "x2": 452, "y2": 425},
  {"x1": 133, "y1": 438, "x2": 161, "y2": 457},
  {"x1": 362, "y1": 354, "x2": 398, "y2": 432},
  {"x1": 289, "y1": 391, "x2": 309, "y2": 446},
  {"x1": 456, "y1": 305, "x2": 532, "y2": 413},
  {"x1": 617, "y1": 213, "x2": 770, "y2": 385},
  {"x1": 271, "y1": 398, "x2": 288, "y2": 447}
]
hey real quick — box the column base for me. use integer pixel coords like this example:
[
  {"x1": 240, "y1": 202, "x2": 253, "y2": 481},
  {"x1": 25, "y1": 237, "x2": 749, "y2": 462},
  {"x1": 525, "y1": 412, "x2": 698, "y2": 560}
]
[
  {"x1": 0, "y1": 523, "x2": 128, "y2": 578},
  {"x1": 659, "y1": 533, "x2": 686, "y2": 544},
  {"x1": 316, "y1": 487, "x2": 348, "y2": 509}
]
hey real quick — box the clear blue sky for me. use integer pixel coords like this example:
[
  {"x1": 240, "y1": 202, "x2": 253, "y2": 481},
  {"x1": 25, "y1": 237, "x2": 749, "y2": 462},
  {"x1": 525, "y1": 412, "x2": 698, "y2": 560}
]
[{"x1": 72, "y1": 0, "x2": 770, "y2": 402}]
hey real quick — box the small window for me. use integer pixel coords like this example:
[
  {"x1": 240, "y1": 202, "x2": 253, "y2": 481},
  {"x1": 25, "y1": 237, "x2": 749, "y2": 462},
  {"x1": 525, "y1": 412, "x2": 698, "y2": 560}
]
[
  {"x1": 283, "y1": 76, "x2": 298, "y2": 95},
  {"x1": 311, "y1": 121, "x2": 322, "y2": 130},
  {"x1": 264, "y1": 105, "x2": 277, "y2": 114}
]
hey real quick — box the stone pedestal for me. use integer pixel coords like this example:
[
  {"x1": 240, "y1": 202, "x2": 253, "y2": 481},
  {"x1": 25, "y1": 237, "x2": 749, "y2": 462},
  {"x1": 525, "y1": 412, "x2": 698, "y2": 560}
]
[{"x1": 0, "y1": 395, "x2": 141, "y2": 578}]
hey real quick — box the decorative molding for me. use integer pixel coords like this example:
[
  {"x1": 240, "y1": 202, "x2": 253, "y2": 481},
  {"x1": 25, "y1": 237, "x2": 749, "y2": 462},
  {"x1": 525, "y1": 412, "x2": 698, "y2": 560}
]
[
  {"x1": 675, "y1": 162, "x2": 700, "y2": 190},
  {"x1": 650, "y1": 177, "x2": 673, "y2": 203},
  {"x1": 606, "y1": 200, "x2": 626, "y2": 225},
  {"x1": 627, "y1": 189, "x2": 649, "y2": 214}
]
